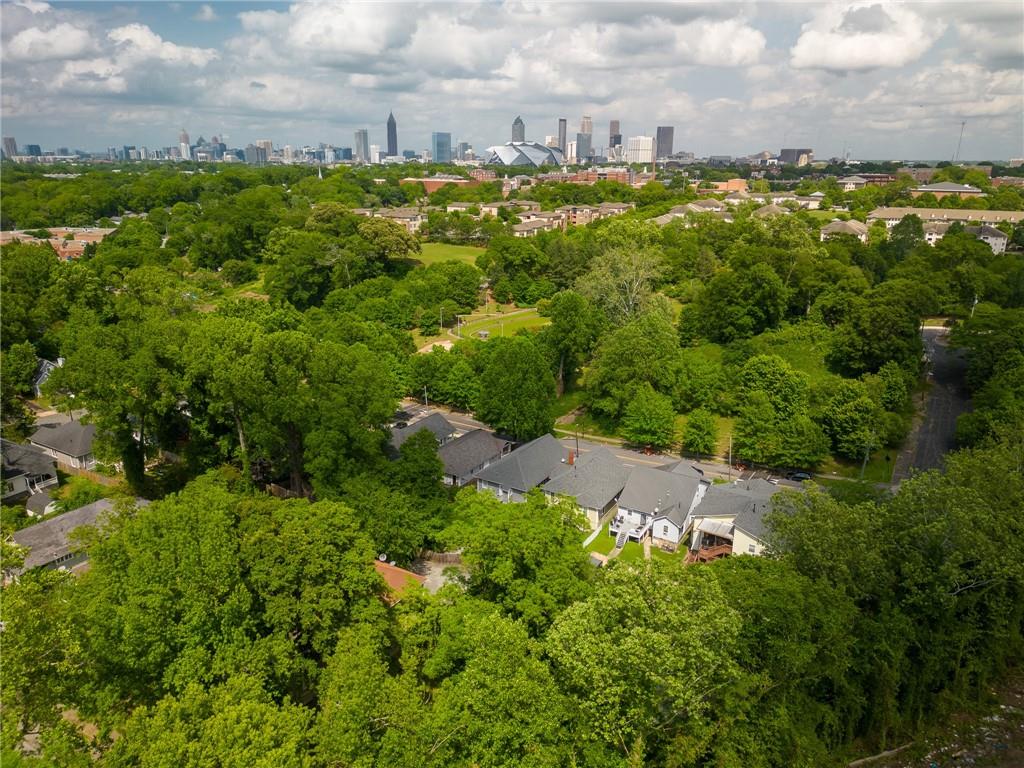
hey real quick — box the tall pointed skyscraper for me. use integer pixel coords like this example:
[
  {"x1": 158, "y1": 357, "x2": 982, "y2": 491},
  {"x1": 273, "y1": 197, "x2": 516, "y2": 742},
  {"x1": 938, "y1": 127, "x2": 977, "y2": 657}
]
[
  {"x1": 512, "y1": 115, "x2": 525, "y2": 142},
  {"x1": 386, "y1": 112, "x2": 398, "y2": 157}
]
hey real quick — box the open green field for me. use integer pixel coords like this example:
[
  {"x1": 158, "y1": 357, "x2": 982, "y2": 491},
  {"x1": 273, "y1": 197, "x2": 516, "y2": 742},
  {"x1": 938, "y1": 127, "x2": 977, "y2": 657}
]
[
  {"x1": 456, "y1": 308, "x2": 549, "y2": 339},
  {"x1": 819, "y1": 449, "x2": 896, "y2": 484},
  {"x1": 749, "y1": 324, "x2": 835, "y2": 386},
  {"x1": 415, "y1": 242, "x2": 485, "y2": 266}
]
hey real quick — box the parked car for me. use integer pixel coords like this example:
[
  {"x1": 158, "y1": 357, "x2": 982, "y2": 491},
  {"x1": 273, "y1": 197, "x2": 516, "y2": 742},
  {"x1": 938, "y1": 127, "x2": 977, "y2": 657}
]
[{"x1": 786, "y1": 471, "x2": 812, "y2": 481}]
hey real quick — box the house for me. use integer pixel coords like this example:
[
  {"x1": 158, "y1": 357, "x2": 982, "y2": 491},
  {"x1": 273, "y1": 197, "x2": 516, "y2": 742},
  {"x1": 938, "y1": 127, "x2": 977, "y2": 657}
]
[
  {"x1": 752, "y1": 203, "x2": 790, "y2": 218},
  {"x1": 681, "y1": 479, "x2": 781, "y2": 559},
  {"x1": 480, "y1": 200, "x2": 541, "y2": 217},
  {"x1": 965, "y1": 225, "x2": 1009, "y2": 254},
  {"x1": 611, "y1": 462, "x2": 708, "y2": 550},
  {"x1": 474, "y1": 433, "x2": 568, "y2": 502},
  {"x1": 690, "y1": 197, "x2": 727, "y2": 212},
  {"x1": 866, "y1": 207, "x2": 1024, "y2": 228},
  {"x1": 29, "y1": 421, "x2": 97, "y2": 470},
  {"x1": 597, "y1": 201, "x2": 634, "y2": 217},
  {"x1": 820, "y1": 219, "x2": 869, "y2": 242},
  {"x1": 723, "y1": 190, "x2": 751, "y2": 205},
  {"x1": 795, "y1": 195, "x2": 823, "y2": 210},
  {"x1": 351, "y1": 206, "x2": 429, "y2": 234},
  {"x1": 555, "y1": 204, "x2": 603, "y2": 226},
  {"x1": 32, "y1": 358, "x2": 61, "y2": 397},
  {"x1": 373, "y1": 559, "x2": 426, "y2": 605},
  {"x1": 2, "y1": 439, "x2": 58, "y2": 501},
  {"x1": 512, "y1": 219, "x2": 558, "y2": 237},
  {"x1": 837, "y1": 175, "x2": 868, "y2": 191},
  {"x1": 911, "y1": 182, "x2": 985, "y2": 200},
  {"x1": 389, "y1": 413, "x2": 456, "y2": 453},
  {"x1": 922, "y1": 221, "x2": 951, "y2": 245},
  {"x1": 438, "y1": 429, "x2": 511, "y2": 487},
  {"x1": 25, "y1": 489, "x2": 58, "y2": 517},
  {"x1": 541, "y1": 445, "x2": 632, "y2": 529},
  {"x1": 9, "y1": 498, "x2": 149, "y2": 578}
]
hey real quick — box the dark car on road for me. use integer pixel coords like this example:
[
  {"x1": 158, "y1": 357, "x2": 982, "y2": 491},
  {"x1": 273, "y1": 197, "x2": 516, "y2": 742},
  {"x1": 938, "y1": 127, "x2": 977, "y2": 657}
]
[{"x1": 786, "y1": 471, "x2": 812, "y2": 481}]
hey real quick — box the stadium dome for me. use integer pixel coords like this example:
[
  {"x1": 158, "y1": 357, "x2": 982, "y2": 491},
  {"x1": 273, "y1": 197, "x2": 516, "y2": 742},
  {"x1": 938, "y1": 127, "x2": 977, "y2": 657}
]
[{"x1": 485, "y1": 141, "x2": 565, "y2": 167}]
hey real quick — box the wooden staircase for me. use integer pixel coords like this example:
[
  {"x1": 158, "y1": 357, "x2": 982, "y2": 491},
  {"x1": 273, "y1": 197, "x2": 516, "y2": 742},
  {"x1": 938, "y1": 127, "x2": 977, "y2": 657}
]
[{"x1": 684, "y1": 544, "x2": 733, "y2": 564}]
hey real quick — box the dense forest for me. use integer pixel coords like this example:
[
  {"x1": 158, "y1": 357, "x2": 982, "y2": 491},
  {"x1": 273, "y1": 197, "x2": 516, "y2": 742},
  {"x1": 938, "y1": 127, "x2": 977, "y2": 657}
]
[{"x1": 2, "y1": 161, "x2": 1023, "y2": 766}]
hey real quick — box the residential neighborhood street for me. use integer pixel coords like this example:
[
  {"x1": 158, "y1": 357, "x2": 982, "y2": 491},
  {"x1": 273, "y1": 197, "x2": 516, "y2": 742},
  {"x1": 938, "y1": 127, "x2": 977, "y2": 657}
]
[{"x1": 892, "y1": 327, "x2": 971, "y2": 483}]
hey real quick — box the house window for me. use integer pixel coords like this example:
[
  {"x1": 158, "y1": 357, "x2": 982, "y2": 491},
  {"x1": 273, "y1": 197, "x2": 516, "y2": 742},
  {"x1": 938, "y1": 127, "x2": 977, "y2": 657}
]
[
  {"x1": 662, "y1": 525, "x2": 668, "y2": 536},
  {"x1": 748, "y1": 544, "x2": 756, "y2": 553}
]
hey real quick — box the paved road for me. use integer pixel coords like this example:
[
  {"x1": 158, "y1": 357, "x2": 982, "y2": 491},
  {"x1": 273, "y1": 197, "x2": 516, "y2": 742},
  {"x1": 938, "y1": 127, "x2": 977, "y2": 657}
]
[{"x1": 892, "y1": 327, "x2": 971, "y2": 482}]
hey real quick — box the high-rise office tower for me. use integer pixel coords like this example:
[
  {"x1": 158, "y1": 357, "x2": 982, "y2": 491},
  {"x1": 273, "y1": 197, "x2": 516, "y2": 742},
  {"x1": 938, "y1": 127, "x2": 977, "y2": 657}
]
[
  {"x1": 456, "y1": 141, "x2": 471, "y2": 161},
  {"x1": 557, "y1": 118, "x2": 567, "y2": 152},
  {"x1": 609, "y1": 120, "x2": 622, "y2": 149},
  {"x1": 354, "y1": 129, "x2": 370, "y2": 163},
  {"x1": 655, "y1": 126, "x2": 674, "y2": 159},
  {"x1": 575, "y1": 132, "x2": 592, "y2": 163},
  {"x1": 512, "y1": 115, "x2": 525, "y2": 142},
  {"x1": 431, "y1": 132, "x2": 452, "y2": 163},
  {"x1": 179, "y1": 128, "x2": 190, "y2": 146},
  {"x1": 2, "y1": 137, "x2": 17, "y2": 158},
  {"x1": 256, "y1": 139, "x2": 274, "y2": 155},
  {"x1": 386, "y1": 112, "x2": 398, "y2": 157},
  {"x1": 178, "y1": 128, "x2": 192, "y2": 161},
  {"x1": 580, "y1": 115, "x2": 592, "y2": 134},
  {"x1": 625, "y1": 136, "x2": 655, "y2": 164}
]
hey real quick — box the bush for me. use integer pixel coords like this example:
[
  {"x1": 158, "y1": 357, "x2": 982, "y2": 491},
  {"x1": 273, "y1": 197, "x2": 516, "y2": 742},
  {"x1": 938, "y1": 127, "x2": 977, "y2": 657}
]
[{"x1": 220, "y1": 259, "x2": 258, "y2": 287}]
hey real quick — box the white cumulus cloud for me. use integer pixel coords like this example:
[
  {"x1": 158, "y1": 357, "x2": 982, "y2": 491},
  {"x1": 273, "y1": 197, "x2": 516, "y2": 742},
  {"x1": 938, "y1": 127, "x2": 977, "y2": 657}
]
[
  {"x1": 6, "y1": 22, "x2": 94, "y2": 61},
  {"x1": 790, "y1": 2, "x2": 943, "y2": 72}
]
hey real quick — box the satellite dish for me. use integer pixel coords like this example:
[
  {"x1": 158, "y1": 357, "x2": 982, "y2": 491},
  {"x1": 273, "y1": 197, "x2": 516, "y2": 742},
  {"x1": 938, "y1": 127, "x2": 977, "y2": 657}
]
[{"x1": 378, "y1": 553, "x2": 388, "y2": 561}]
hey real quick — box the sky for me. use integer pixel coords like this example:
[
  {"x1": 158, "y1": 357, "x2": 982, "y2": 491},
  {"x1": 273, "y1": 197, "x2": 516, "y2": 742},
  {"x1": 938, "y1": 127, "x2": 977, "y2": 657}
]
[{"x1": 1, "y1": 0, "x2": 1022, "y2": 160}]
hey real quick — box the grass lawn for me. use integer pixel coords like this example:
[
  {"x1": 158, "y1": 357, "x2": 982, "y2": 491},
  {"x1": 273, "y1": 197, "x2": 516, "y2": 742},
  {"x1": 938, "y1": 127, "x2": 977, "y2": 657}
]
[
  {"x1": 561, "y1": 408, "x2": 621, "y2": 439},
  {"x1": 749, "y1": 324, "x2": 836, "y2": 386},
  {"x1": 819, "y1": 449, "x2": 896, "y2": 484},
  {"x1": 815, "y1": 477, "x2": 892, "y2": 505},
  {"x1": 218, "y1": 269, "x2": 268, "y2": 303},
  {"x1": 415, "y1": 242, "x2": 485, "y2": 266},
  {"x1": 552, "y1": 389, "x2": 587, "y2": 419},
  {"x1": 650, "y1": 546, "x2": 685, "y2": 563},
  {"x1": 615, "y1": 541, "x2": 647, "y2": 564},
  {"x1": 802, "y1": 209, "x2": 846, "y2": 222},
  {"x1": 456, "y1": 308, "x2": 549, "y2": 339},
  {"x1": 586, "y1": 530, "x2": 617, "y2": 556}
]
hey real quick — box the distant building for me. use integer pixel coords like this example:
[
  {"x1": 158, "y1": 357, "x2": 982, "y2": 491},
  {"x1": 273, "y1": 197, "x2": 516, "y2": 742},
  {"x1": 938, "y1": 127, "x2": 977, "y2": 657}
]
[
  {"x1": 867, "y1": 206, "x2": 1024, "y2": 228},
  {"x1": 655, "y1": 126, "x2": 674, "y2": 159},
  {"x1": 557, "y1": 118, "x2": 567, "y2": 152},
  {"x1": 512, "y1": 115, "x2": 525, "y2": 142},
  {"x1": 485, "y1": 141, "x2": 565, "y2": 168},
  {"x1": 244, "y1": 144, "x2": 267, "y2": 165},
  {"x1": 575, "y1": 132, "x2": 592, "y2": 163},
  {"x1": 24, "y1": 144, "x2": 42, "y2": 157},
  {"x1": 2, "y1": 137, "x2": 17, "y2": 158},
  {"x1": 625, "y1": 136, "x2": 655, "y2": 164},
  {"x1": 609, "y1": 120, "x2": 621, "y2": 149},
  {"x1": 386, "y1": 112, "x2": 398, "y2": 157},
  {"x1": 580, "y1": 115, "x2": 592, "y2": 134},
  {"x1": 820, "y1": 219, "x2": 869, "y2": 243},
  {"x1": 911, "y1": 182, "x2": 985, "y2": 200},
  {"x1": 431, "y1": 132, "x2": 452, "y2": 164},
  {"x1": 779, "y1": 148, "x2": 813, "y2": 166},
  {"x1": 455, "y1": 141, "x2": 471, "y2": 161},
  {"x1": 354, "y1": 129, "x2": 370, "y2": 163}
]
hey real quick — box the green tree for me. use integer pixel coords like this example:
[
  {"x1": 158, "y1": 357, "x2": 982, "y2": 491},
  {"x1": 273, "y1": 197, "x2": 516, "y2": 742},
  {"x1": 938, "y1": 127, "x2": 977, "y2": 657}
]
[
  {"x1": 687, "y1": 262, "x2": 788, "y2": 343},
  {"x1": 682, "y1": 408, "x2": 718, "y2": 455},
  {"x1": 475, "y1": 336, "x2": 555, "y2": 440},
  {"x1": 357, "y1": 217, "x2": 421, "y2": 265},
  {"x1": 575, "y1": 246, "x2": 664, "y2": 325},
  {"x1": 538, "y1": 290, "x2": 603, "y2": 393},
  {"x1": 621, "y1": 383, "x2": 677, "y2": 449},
  {"x1": 738, "y1": 354, "x2": 809, "y2": 419}
]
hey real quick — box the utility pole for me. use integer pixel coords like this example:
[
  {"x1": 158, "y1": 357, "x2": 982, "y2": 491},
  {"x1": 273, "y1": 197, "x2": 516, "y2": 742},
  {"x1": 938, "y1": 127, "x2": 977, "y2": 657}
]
[
  {"x1": 859, "y1": 432, "x2": 875, "y2": 480},
  {"x1": 728, "y1": 434, "x2": 733, "y2": 481}
]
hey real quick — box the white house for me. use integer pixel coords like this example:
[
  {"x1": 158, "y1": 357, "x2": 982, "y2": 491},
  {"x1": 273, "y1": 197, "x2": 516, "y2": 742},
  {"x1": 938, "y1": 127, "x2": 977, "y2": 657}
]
[{"x1": 29, "y1": 421, "x2": 97, "y2": 470}]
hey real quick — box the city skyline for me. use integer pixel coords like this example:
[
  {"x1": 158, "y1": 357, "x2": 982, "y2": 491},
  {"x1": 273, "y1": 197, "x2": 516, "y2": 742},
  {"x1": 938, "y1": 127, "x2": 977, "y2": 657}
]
[{"x1": 1, "y1": 1, "x2": 1021, "y2": 159}]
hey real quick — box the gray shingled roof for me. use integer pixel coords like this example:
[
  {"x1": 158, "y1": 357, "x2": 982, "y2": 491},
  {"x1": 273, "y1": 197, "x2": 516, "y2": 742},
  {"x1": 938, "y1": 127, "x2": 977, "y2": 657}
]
[
  {"x1": 618, "y1": 463, "x2": 703, "y2": 526},
  {"x1": 473, "y1": 433, "x2": 567, "y2": 492},
  {"x1": 29, "y1": 421, "x2": 96, "y2": 459},
  {"x1": 11, "y1": 498, "x2": 147, "y2": 572},
  {"x1": 438, "y1": 429, "x2": 510, "y2": 479},
  {"x1": 389, "y1": 413, "x2": 455, "y2": 451},
  {"x1": 1, "y1": 439, "x2": 57, "y2": 481},
  {"x1": 691, "y1": 479, "x2": 781, "y2": 541},
  {"x1": 542, "y1": 445, "x2": 631, "y2": 510},
  {"x1": 25, "y1": 489, "x2": 55, "y2": 515}
]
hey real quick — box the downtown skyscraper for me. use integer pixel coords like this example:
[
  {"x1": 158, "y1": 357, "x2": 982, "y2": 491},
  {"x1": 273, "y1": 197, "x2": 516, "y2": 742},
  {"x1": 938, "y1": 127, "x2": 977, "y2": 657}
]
[
  {"x1": 431, "y1": 132, "x2": 452, "y2": 163},
  {"x1": 557, "y1": 118, "x2": 567, "y2": 152},
  {"x1": 354, "y1": 129, "x2": 370, "y2": 163},
  {"x1": 512, "y1": 115, "x2": 525, "y2": 142},
  {"x1": 386, "y1": 112, "x2": 397, "y2": 157},
  {"x1": 609, "y1": 120, "x2": 622, "y2": 149},
  {"x1": 656, "y1": 126, "x2": 674, "y2": 159}
]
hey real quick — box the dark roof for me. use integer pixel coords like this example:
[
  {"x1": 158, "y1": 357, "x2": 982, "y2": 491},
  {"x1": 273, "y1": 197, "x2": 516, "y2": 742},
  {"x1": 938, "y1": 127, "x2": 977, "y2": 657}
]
[
  {"x1": 438, "y1": 429, "x2": 510, "y2": 478},
  {"x1": 1, "y1": 439, "x2": 57, "y2": 481},
  {"x1": 965, "y1": 224, "x2": 1008, "y2": 239},
  {"x1": 618, "y1": 463, "x2": 703, "y2": 525},
  {"x1": 542, "y1": 446, "x2": 631, "y2": 510},
  {"x1": 25, "y1": 489, "x2": 55, "y2": 515},
  {"x1": 11, "y1": 498, "x2": 146, "y2": 572},
  {"x1": 29, "y1": 421, "x2": 96, "y2": 458},
  {"x1": 473, "y1": 433, "x2": 567, "y2": 492},
  {"x1": 692, "y1": 479, "x2": 781, "y2": 541},
  {"x1": 389, "y1": 413, "x2": 455, "y2": 451},
  {"x1": 32, "y1": 358, "x2": 58, "y2": 389}
]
